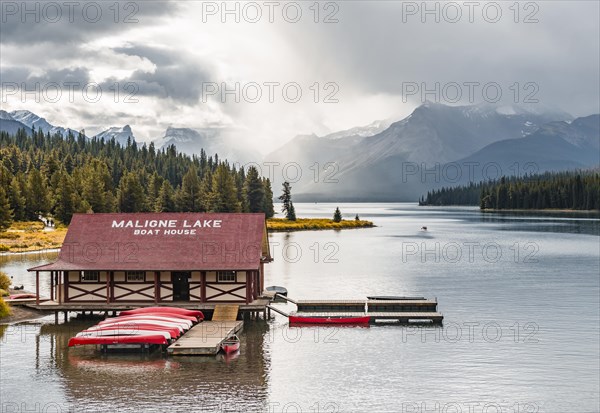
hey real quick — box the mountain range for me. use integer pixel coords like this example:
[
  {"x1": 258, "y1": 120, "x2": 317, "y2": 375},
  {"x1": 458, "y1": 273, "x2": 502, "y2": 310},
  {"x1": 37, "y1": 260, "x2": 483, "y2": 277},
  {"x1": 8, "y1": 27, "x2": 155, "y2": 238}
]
[
  {"x1": 1, "y1": 104, "x2": 597, "y2": 201},
  {"x1": 265, "y1": 103, "x2": 598, "y2": 201}
]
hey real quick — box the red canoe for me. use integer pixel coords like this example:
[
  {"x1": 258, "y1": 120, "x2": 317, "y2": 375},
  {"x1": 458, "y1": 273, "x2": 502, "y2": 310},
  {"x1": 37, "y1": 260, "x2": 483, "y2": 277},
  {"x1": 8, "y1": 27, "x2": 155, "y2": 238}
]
[
  {"x1": 119, "y1": 307, "x2": 204, "y2": 320},
  {"x1": 8, "y1": 293, "x2": 37, "y2": 300},
  {"x1": 221, "y1": 335, "x2": 240, "y2": 354},
  {"x1": 82, "y1": 324, "x2": 181, "y2": 339},
  {"x1": 68, "y1": 334, "x2": 169, "y2": 347},
  {"x1": 288, "y1": 315, "x2": 371, "y2": 325},
  {"x1": 115, "y1": 312, "x2": 198, "y2": 322}
]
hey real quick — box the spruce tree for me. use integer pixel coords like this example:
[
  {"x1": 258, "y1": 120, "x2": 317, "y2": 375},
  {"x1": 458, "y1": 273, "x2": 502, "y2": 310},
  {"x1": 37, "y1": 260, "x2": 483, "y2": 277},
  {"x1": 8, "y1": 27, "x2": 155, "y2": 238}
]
[
  {"x1": 209, "y1": 164, "x2": 241, "y2": 212},
  {"x1": 279, "y1": 181, "x2": 296, "y2": 220},
  {"x1": 155, "y1": 181, "x2": 176, "y2": 212},
  {"x1": 333, "y1": 207, "x2": 342, "y2": 222},
  {"x1": 0, "y1": 186, "x2": 13, "y2": 230},
  {"x1": 243, "y1": 166, "x2": 265, "y2": 213},
  {"x1": 117, "y1": 172, "x2": 146, "y2": 212}
]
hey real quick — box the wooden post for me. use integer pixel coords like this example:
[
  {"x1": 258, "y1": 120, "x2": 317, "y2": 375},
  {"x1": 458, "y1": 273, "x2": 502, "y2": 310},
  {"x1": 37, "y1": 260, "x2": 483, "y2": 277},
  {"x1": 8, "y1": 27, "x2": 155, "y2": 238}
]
[
  {"x1": 201, "y1": 271, "x2": 206, "y2": 303},
  {"x1": 259, "y1": 262, "x2": 265, "y2": 295},
  {"x1": 50, "y1": 271, "x2": 54, "y2": 301},
  {"x1": 106, "y1": 271, "x2": 110, "y2": 304},
  {"x1": 246, "y1": 273, "x2": 251, "y2": 304},
  {"x1": 35, "y1": 271, "x2": 40, "y2": 305},
  {"x1": 154, "y1": 271, "x2": 159, "y2": 304}
]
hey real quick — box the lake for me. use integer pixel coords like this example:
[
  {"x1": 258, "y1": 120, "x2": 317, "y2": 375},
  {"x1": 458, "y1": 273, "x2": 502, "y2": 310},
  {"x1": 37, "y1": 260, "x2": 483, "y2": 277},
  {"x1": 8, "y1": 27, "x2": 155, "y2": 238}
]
[{"x1": 1, "y1": 203, "x2": 599, "y2": 412}]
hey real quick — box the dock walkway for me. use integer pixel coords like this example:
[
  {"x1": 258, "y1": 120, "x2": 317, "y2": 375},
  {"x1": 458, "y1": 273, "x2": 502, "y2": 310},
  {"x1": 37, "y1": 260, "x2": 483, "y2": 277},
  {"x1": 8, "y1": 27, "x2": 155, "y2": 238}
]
[{"x1": 167, "y1": 320, "x2": 243, "y2": 355}]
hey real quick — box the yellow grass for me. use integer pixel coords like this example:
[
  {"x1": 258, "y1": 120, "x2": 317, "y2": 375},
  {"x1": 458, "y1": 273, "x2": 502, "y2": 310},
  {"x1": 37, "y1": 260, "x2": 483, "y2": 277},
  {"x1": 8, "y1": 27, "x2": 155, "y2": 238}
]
[
  {"x1": 0, "y1": 222, "x2": 67, "y2": 252},
  {"x1": 267, "y1": 218, "x2": 374, "y2": 231}
]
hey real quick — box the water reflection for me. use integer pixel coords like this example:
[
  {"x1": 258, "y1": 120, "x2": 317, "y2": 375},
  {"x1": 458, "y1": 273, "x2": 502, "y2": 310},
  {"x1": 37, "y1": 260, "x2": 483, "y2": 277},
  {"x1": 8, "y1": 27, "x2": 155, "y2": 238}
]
[{"x1": 25, "y1": 320, "x2": 272, "y2": 412}]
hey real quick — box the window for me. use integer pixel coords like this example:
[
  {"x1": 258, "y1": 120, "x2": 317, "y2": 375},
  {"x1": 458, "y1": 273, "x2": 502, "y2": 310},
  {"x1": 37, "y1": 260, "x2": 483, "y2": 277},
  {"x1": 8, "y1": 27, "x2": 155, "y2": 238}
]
[
  {"x1": 81, "y1": 271, "x2": 99, "y2": 282},
  {"x1": 126, "y1": 271, "x2": 145, "y2": 282},
  {"x1": 217, "y1": 271, "x2": 236, "y2": 283}
]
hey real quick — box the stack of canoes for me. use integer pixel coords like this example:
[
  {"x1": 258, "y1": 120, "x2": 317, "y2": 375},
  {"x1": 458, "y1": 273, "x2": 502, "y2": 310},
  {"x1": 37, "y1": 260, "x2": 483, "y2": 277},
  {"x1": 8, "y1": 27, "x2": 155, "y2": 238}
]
[{"x1": 68, "y1": 307, "x2": 204, "y2": 347}]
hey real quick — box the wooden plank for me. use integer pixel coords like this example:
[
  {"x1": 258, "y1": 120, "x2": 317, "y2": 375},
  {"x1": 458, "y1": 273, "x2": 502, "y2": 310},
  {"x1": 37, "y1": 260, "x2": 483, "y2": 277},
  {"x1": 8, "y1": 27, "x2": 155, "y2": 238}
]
[{"x1": 212, "y1": 304, "x2": 239, "y2": 321}]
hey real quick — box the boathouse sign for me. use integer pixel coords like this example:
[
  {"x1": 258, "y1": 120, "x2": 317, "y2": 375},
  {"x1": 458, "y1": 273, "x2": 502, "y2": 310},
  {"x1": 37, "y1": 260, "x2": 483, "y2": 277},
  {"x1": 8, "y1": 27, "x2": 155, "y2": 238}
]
[{"x1": 112, "y1": 219, "x2": 223, "y2": 236}]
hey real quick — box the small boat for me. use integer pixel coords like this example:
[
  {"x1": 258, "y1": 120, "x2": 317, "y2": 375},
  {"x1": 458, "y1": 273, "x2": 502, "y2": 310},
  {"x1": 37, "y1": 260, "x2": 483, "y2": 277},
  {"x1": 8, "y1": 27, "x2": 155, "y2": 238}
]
[
  {"x1": 77, "y1": 329, "x2": 173, "y2": 341},
  {"x1": 68, "y1": 334, "x2": 169, "y2": 347},
  {"x1": 82, "y1": 325, "x2": 181, "y2": 339},
  {"x1": 288, "y1": 315, "x2": 370, "y2": 325},
  {"x1": 220, "y1": 335, "x2": 240, "y2": 354},
  {"x1": 8, "y1": 293, "x2": 37, "y2": 300},
  {"x1": 119, "y1": 307, "x2": 204, "y2": 320},
  {"x1": 367, "y1": 296, "x2": 426, "y2": 301},
  {"x1": 99, "y1": 315, "x2": 193, "y2": 330},
  {"x1": 98, "y1": 318, "x2": 189, "y2": 332},
  {"x1": 266, "y1": 286, "x2": 288, "y2": 297},
  {"x1": 421, "y1": 226, "x2": 428, "y2": 231},
  {"x1": 114, "y1": 312, "x2": 198, "y2": 322}
]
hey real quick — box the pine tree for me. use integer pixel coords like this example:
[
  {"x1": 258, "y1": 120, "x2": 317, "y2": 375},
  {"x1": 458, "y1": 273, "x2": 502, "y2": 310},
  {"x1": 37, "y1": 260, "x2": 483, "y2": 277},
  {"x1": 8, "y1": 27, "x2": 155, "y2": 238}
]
[
  {"x1": 8, "y1": 176, "x2": 26, "y2": 221},
  {"x1": 53, "y1": 170, "x2": 80, "y2": 224},
  {"x1": 155, "y1": 181, "x2": 176, "y2": 212},
  {"x1": 117, "y1": 172, "x2": 146, "y2": 212},
  {"x1": 333, "y1": 207, "x2": 342, "y2": 222},
  {"x1": 279, "y1": 181, "x2": 296, "y2": 220},
  {"x1": 209, "y1": 164, "x2": 241, "y2": 212},
  {"x1": 262, "y1": 178, "x2": 275, "y2": 218},
  {"x1": 178, "y1": 165, "x2": 203, "y2": 212},
  {"x1": 243, "y1": 166, "x2": 265, "y2": 213},
  {"x1": 25, "y1": 169, "x2": 50, "y2": 219},
  {"x1": 355, "y1": 214, "x2": 360, "y2": 221},
  {"x1": 0, "y1": 186, "x2": 13, "y2": 230}
]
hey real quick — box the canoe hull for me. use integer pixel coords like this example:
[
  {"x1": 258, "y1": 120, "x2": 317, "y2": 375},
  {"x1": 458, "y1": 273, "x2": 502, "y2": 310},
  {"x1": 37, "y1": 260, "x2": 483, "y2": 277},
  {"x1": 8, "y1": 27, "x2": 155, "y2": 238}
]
[
  {"x1": 68, "y1": 334, "x2": 168, "y2": 347},
  {"x1": 120, "y1": 307, "x2": 204, "y2": 320},
  {"x1": 289, "y1": 315, "x2": 371, "y2": 325}
]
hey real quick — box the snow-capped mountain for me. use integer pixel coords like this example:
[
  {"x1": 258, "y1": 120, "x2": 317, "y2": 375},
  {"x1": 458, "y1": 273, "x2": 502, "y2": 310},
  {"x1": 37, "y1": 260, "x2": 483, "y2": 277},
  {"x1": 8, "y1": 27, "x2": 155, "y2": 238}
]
[
  {"x1": 10, "y1": 110, "x2": 80, "y2": 137},
  {"x1": 321, "y1": 119, "x2": 393, "y2": 140},
  {"x1": 0, "y1": 110, "x2": 32, "y2": 135},
  {"x1": 93, "y1": 125, "x2": 136, "y2": 146}
]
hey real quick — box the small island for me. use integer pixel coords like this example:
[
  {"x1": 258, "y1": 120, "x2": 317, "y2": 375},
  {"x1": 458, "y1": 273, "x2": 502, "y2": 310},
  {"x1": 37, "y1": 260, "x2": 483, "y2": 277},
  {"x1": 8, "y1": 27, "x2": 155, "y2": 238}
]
[{"x1": 267, "y1": 218, "x2": 374, "y2": 232}]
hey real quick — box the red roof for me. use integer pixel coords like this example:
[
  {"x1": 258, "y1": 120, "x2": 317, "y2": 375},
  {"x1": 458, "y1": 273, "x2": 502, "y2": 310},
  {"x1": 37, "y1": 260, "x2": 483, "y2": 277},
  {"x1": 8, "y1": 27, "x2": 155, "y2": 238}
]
[{"x1": 29, "y1": 213, "x2": 270, "y2": 272}]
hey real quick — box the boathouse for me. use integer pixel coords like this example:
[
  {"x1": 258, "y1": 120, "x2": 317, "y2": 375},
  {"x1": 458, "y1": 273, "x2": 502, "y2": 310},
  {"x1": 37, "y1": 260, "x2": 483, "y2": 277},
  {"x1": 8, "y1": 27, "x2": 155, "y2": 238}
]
[{"x1": 28, "y1": 213, "x2": 271, "y2": 306}]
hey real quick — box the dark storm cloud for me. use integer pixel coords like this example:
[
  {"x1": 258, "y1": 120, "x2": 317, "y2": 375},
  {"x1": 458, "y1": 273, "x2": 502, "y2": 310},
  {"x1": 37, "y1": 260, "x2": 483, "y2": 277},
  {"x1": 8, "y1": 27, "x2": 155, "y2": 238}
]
[
  {"x1": 101, "y1": 45, "x2": 212, "y2": 103},
  {"x1": 1, "y1": 66, "x2": 90, "y2": 87},
  {"x1": 280, "y1": 1, "x2": 600, "y2": 116},
  {"x1": 0, "y1": 0, "x2": 179, "y2": 45}
]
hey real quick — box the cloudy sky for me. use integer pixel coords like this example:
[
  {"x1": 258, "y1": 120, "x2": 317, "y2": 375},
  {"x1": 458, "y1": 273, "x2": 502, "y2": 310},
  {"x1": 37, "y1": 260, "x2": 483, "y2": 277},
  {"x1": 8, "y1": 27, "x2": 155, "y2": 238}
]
[{"x1": 1, "y1": 1, "x2": 598, "y2": 152}]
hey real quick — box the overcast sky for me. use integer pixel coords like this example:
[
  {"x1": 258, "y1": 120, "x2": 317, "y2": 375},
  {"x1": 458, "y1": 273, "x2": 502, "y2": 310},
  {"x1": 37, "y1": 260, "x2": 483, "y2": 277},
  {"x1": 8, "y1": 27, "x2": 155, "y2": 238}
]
[{"x1": 1, "y1": 1, "x2": 598, "y2": 152}]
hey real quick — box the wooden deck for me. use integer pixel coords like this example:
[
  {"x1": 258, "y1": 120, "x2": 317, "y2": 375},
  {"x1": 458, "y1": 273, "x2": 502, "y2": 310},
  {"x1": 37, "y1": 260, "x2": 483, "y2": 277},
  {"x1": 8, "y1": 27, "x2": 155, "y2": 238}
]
[
  {"x1": 23, "y1": 299, "x2": 270, "y2": 312},
  {"x1": 167, "y1": 320, "x2": 243, "y2": 355},
  {"x1": 291, "y1": 311, "x2": 443, "y2": 324}
]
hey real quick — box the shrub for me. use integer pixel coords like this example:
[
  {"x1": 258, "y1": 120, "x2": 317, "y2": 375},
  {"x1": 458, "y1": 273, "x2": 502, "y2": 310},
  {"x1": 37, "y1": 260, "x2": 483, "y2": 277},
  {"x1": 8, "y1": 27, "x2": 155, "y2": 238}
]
[
  {"x1": 0, "y1": 289, "x2": 8, "y2": 297},
  {"x1": 0, "y1": 232, "x2": 19, "y2": 240},
  {"x1": 0, "y1": 244, "x2": 9, "y2": 252},
  {"x1": 0, "y1": 297, "x2": 11, "y2": 319},
  {"x1": 0, "y1": 271, "x2": 11, "y2": 291}
]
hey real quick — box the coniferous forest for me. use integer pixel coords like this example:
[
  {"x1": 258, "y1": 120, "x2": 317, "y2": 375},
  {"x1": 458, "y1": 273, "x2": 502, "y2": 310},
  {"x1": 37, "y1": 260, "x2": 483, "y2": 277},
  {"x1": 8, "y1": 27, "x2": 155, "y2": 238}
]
[
  {"x1": 421, "y1": 171, "x2": 600, "y2": 211},
  {"x1": 0, "y1": 128, "x2": 275, "y2": 229}
]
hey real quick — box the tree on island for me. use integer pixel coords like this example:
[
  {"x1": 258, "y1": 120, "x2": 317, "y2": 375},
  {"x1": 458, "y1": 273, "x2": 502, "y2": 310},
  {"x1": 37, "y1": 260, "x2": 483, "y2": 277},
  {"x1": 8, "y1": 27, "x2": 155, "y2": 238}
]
[
  {"x1": 279, "y1": 181, "x2": 296, "y2": 221},
  {"x1": 355, "y1": 214, "x2": 360, "y2": 221},
  {"x1": 333, "y1": 207, "x2": 342, "y2": 222}
]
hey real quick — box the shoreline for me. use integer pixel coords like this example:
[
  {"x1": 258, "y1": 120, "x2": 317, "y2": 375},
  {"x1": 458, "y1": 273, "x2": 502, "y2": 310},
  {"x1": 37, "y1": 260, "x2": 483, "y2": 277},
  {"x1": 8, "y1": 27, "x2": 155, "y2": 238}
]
[{"x1": 1, "y1": 289, "x2": 49, "y2": 324}]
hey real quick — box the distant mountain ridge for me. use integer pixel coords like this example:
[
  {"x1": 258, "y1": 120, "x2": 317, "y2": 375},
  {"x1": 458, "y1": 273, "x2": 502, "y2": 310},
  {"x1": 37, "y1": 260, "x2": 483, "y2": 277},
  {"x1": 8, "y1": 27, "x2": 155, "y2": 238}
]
[
  {"x1": 265, "y1": 103, "x2": 596, "y2": 201},
  {"x1": 93, "y1": 125, "x2": 136, "y2": 147}
]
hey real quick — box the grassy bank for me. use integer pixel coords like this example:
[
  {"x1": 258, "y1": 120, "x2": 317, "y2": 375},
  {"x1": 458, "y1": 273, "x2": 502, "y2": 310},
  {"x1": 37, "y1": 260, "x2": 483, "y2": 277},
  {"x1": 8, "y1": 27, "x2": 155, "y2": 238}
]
[
  {"x1": 0, "y1": 221, "x2": 67, "y2": 253},
  {"x1": 267, "y1": 218, "x2": 374, "y2": 231}
]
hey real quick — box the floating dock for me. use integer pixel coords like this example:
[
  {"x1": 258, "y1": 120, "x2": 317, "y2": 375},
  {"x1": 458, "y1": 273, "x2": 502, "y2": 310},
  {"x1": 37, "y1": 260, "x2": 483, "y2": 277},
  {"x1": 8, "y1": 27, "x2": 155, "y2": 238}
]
[
  {"x1": 167, "y1": 305, "x2": 243, "y2": 356},
  {"x1": 278, "y1": 296, "x2": 443, "y2": 325},
  {"x1": 167, "y1": 320, "x2": 243, "y2": 355}
]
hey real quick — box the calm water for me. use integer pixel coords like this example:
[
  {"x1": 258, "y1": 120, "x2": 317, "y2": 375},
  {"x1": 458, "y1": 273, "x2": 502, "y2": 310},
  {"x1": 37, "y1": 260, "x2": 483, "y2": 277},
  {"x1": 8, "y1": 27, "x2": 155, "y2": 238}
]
[{"x1": 1, "y1": 204, "x2": 599, "y2": 413}]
